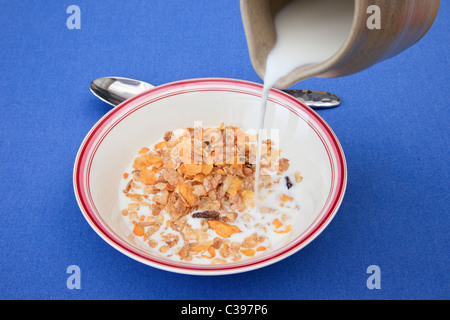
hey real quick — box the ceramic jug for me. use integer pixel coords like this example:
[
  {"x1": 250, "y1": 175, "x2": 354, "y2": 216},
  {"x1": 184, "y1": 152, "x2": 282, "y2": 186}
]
[{"x1": 240, "y1": 0, "x2": 441, "y2": 89}]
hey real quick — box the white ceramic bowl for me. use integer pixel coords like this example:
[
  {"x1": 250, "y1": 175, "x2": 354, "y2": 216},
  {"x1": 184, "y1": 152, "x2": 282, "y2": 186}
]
[{"x1": 73, "y1": 78, "x2": 347, "y2": 275}]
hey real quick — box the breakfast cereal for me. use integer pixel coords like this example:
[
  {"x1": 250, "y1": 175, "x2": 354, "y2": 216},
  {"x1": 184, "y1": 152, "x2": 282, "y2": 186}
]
[{"x1": 119, "y1": 124, "x2": 303, "y2": 264}]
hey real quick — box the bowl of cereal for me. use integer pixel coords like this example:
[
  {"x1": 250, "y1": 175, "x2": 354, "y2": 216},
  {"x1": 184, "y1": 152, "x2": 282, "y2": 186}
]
[{"x1": 73, "y1": 78, "x2": 347, "y2": 275}]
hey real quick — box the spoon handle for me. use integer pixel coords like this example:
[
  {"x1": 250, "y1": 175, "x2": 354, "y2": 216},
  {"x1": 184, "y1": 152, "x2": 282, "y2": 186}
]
[
  {"x1": 90, "y1": 77, "x2": 341, "y2": 108},
  {"x1": 283, "y1": 89, "x2": 341, "y2": 108}
]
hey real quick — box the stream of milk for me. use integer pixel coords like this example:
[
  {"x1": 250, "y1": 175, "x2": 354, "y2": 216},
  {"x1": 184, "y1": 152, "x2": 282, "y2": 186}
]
[{"x1": 254, "y1": 0, "x2": 354, "y2": 200}]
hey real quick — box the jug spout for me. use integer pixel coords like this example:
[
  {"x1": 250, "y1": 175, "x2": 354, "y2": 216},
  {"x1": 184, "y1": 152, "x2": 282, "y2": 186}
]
[{"x1": 240, "y1": 0, "x2": 440, "y2": 89}]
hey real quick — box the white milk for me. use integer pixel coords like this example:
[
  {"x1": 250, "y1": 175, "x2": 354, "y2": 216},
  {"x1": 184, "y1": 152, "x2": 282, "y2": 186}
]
[{"x1": 255, "y1": 0, "x2": 354, "y2": 196}]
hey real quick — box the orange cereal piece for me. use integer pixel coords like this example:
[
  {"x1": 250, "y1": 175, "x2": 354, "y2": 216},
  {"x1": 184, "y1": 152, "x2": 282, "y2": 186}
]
[
  {"x1": 241, "y1": 190, "x2": 255, "y2": 208},
  {"x1": 190, "y1": 245, "x2": 208, "y2": 254},
  {"x1": 193, "y1": 173, "x2": 206, "y2": 183},
  {"x1": 202, "y1": 246, "x2": 216, "y2": 259},
  {"x1": 215, "y1": 168, "x2": 226, "y2": 176},
  {"x1": 272, "y1": 218, "x2": 283, "y2": 229},
  {"x1": 140, "y1": 167, "x2": 157, "y2": 185},
  {"x1": 132, "y1": 221, "x2": 145, "y2": 237},
  {"x1": 123, "y1": 173, "x2": 129, "y2": 179},
  {"x1": 208, "y1": 220, "x2": 241, "y2": 238},
  {"x1": 154, "y1": 141, "x2": 167, "y2": 150},
  {"x1": 147, "y1": 155, "x2": 163, "y2": 164},
  {"x1": 240, "y1": 248, "x2": 255, "y2": 257},
  {"x1": 224, "y1": 176, "x2": 242, "y2": 197},
  {"x1": 179, "y1": 163, "x2": 203, "y2": 176},
  {"x1": 139, "y1": 147, "x2": 150, "y2": 154},
  {"x1": 132, "y1": 154, "x2": 162, "y2": 169},
  {"x1": 132, "y1": 154, "x2": 149, "y2": 169},
  {"x1": 256, "y1": 246, "x2": 266, "y2": 252},
  {"x1": 280, "y1": 194, "x2": 294, "y2": 202},
  {"x1": 201, "y1": 163, "x2": 213, "y2": 175},
  {"x1": 274, "y1": 225, "x2": 292, "y2": 234},
  {"x1": 151, "y1": 162, "x2": 164, "y2": 172},
  {"x1": 176, "y1": 182, "x2": 198, "y2": 207}
]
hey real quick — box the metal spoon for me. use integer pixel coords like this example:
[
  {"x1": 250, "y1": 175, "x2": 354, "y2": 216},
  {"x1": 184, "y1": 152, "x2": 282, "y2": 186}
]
[{"x1": 90, "y1": 77, "x2": 341, "y2": 109}]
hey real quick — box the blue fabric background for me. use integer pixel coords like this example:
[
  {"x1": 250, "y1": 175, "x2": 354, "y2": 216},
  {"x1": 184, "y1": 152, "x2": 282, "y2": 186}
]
[{"x1": 0, "y1": 1, "x2": 448, "y2": 300}]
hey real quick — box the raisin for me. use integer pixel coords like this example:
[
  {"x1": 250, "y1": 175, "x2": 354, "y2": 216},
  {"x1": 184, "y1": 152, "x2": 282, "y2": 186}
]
[
  {"x1": 285, "y1": 176, "x2": 293, "y2": 189},
  {"x1": 192, "y1": 211, "x2": 220, "y2": 220}
]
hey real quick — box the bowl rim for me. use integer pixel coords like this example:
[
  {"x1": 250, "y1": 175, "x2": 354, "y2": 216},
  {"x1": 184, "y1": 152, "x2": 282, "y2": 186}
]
[{"x1": 73, "y1": 77, "x2": 347, "y2": 275}]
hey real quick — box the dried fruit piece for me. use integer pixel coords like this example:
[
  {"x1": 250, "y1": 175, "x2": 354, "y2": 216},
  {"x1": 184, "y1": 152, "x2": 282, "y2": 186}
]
[
  {"x1": 285, "y1": 176, "x2": 293, "y2": 189},
  {"x1": 208, "y1": 220, "x2": 241, "y2": 238},
  {"x1": 192, "y1": 211, "x2": 220, "y2": 220}
]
